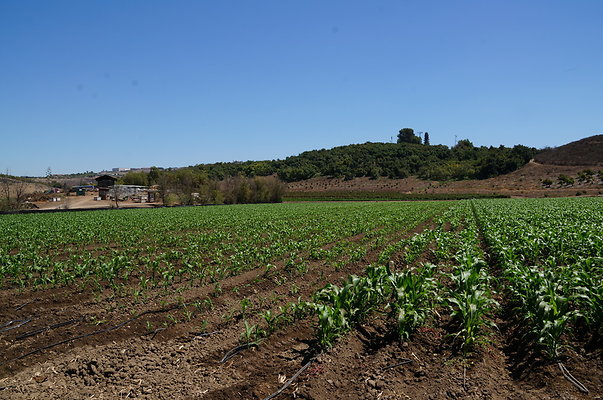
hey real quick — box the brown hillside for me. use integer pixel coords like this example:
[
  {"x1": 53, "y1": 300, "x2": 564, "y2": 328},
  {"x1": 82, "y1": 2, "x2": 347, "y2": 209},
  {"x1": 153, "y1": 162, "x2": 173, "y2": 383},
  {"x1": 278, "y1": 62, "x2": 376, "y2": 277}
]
[
  {"x1": 0, "y1": 177, "x2": 49, "y2": 196},
  {"x1": 287, "y1": 160, "x2": 603, "y2": 198},
  {"x1": 534, "y1": 134, "x2": 603, "y2": 166}
]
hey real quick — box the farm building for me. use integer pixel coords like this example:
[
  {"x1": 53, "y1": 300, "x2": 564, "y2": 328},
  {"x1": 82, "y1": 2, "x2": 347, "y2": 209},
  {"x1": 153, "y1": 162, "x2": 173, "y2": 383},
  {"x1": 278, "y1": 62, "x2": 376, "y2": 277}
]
[
  {"x1": 108, "y1": 185, "x2": 157, "y2": 203},
  {"x1": 95, "y1": 175, "x2": 117, "y2": 200}
]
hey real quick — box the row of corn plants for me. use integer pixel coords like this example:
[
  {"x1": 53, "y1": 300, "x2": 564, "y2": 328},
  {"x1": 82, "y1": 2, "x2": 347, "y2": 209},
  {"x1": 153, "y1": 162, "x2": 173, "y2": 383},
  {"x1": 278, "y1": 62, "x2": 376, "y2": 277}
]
[
  {"x1": 0, "y1": 202, "x2": 449, "y2": 293},
  {"x1": 301, "y1": 201, "x2": 498, "y2": 351},
  {"x1": 472, "y1": 197, "x2": 603, "y2": 358}
]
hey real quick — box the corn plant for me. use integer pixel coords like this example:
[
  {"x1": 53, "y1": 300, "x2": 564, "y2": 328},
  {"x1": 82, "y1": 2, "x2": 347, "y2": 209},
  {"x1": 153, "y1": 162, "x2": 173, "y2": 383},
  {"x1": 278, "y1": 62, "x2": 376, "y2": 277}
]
[
  {"x1": 446, "y1": 252, "x2": 497, "y2": 353},
  {"x1": 387, "y1": 263, "x2": 438, "y2": 339},
  {"x1": 240, "y1": 320, "x2": 265, "y2": 345}
]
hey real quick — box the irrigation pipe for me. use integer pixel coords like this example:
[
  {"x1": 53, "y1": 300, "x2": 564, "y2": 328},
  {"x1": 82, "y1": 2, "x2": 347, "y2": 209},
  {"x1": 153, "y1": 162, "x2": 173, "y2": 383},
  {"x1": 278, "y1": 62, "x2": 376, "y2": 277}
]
[
  {"x1": 0, "y1": 305, "x2": 180, "y2": 367},
  {"x1": 141, "y1": 326, "x2": 167, "y2": 339},
  {"x1": 220, "y1": 342, "x2": 259, "y2": 364},
  {"x1": 382, "y1": 358, "x2": 412, "y2": 370},
  {"x1": 16, "y1": 317, "x2": 83, "y2": 340},
  {"x1": 261, "y1": 358, "x2": 314, "y2": 400},
  {"x1": 558, "y1": 362, "x2": 589, "y2": 394},
  {"x1": 15, "y1": 300, "x2": 35, "y2": 311},
  {"x1": 192, "y1": 330, "x2": 221, "y2": 338},
  {"x1": 0, "y1": 318, "x2": 32, "y2": 333}
]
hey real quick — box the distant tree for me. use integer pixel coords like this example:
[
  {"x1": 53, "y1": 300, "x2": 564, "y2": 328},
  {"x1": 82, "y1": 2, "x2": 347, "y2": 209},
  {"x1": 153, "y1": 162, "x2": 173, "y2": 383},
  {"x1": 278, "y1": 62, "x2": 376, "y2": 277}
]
[
  {"x1": 0, "y1": 175, "x2": 11, "y2": 211},
  {"x1": 113, "y1": 185, "x2": 121, "y2": 208},
  {"x1": 558, "y1": 174, "x2": 574, "y2": 186},
  {"x1": 148, "y1": 166, "x2": 161, "y2": 185},
  {"x1": 453, "y1": 139, "x2": 474, "y2": 149},
  {"x1": 397, "y1": 128, "x2": 421, "y2": 144},
  {"x1": 424, "y1": 132, "x2": 430, "y2": 145},
  {"x1": 121, "y1": 171, "x2": 148, "y2": 186},
  {"x1": 577, "y1": 169, "x2": 595, "y2": 184}
]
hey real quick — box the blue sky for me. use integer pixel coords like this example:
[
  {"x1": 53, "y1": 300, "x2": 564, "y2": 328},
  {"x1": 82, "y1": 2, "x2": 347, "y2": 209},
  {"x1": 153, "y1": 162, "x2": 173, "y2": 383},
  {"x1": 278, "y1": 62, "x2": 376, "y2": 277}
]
[{"x1": 1, "y1": 1, "x2": 602, "y2": 176}]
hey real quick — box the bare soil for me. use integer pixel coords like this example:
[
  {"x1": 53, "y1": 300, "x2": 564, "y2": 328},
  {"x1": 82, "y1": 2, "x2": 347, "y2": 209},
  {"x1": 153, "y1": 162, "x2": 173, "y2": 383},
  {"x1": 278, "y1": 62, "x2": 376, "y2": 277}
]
[
  {"x1": 286, "y1": 160, "x2": 603, "y2": 198},
  {"x1": 32, "y1": 192, "x2": 156, "y2": 211}
]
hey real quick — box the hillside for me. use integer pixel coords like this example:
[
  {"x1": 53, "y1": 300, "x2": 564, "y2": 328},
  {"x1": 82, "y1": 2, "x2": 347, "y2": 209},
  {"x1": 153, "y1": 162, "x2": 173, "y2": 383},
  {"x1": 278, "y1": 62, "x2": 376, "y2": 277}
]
[
  {"x1": 194, "y1": 141, "x2": 537, "y2": 182},
  {"x1": 286, "y1": 135, "x2": 603, "y2": 199},
  {"x1": 534, "y1": 134, "x2": 603, "y2": 166},
  {"x1": 286, "y1": 161, "x2": 603, "y2": 200}
]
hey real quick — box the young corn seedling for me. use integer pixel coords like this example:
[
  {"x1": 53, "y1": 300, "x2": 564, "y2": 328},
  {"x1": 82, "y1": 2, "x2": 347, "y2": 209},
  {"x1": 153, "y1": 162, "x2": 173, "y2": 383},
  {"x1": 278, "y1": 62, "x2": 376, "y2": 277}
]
[
  {"x1": 262, "y1": 310, "x2": 278, "y2": 333},
  {"x1": 447, "y1": 258, "x2": 497, "y2": 353},
  {"x1": 387, "y1": 264, "x2": 437, "y2": 340},
  {"x1": 312, "y1": 303, "x2": 349, "y2": 349},
  {"x1": 574, "y1": 266, "x2": 603, "y2": 338},
  {"x1": 240, "y1": 298, "x2": 252, "y2": 319},
  {"x1": 506, "y1": 266, "x2": 577, "y2": 358},
  {"x1": 240, "y1": 320, "x2": 265, "y2": 345}
]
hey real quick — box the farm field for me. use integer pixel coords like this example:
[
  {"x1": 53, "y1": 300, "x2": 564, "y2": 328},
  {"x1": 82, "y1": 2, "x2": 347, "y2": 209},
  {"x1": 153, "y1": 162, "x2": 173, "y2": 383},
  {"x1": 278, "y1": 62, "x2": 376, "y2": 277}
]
[{"x1": 0, "y1": 199, "x2": 601, "y2": 399}]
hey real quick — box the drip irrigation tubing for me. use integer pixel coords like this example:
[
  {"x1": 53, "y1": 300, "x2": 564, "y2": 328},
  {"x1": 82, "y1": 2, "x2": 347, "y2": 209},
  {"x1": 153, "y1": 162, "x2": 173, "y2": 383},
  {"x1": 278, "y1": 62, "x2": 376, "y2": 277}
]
[
  {"x1": 558, "y1": 362, "x2": 589, "y2": 394},
  {"x1": 0, "y1": 305, "x2": 180, "y2": 367},
  {"x1": 0, "y1": 318, "x2": 32, "y2": 333},
  {"x1": 220, "y1": 342, "x2": 259, "y2": 363},
  {"x1": 15, "y1": 317, "x2": 83, "y2": 341},
  {"x1": 15, "y1": 301, "x2": 35, "y2": 311},
  {"x1": 382, "y1": 358, "x2": 412, "y2": 370},
  {"x1": 191, "y1": 330, "x2": 221, "y2": 338},
  {"x1": 261, "y1": 358, "x2": 314, "y2": 400}
]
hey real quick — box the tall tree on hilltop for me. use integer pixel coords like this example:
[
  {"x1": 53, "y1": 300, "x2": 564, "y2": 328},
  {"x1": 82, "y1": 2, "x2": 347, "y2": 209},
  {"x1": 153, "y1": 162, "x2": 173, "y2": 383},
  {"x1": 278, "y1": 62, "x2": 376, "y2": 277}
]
[
  {"x1": 397, "y1": 128, "x2": 421, "y2": 144},
  {"x1": 424, "y1": 132, "x2": 430, "y2": 145}
]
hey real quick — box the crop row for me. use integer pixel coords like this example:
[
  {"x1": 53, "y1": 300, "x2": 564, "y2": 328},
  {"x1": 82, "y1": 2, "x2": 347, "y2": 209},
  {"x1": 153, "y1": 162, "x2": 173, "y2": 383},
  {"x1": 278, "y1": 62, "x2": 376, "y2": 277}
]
[
  {"x1": 248, "y1": 198, "x2": 602, "y2": 360},
  {"x1": 240, "y1": 202, "x2": 498, "y2": 355},
  {"x1": 0, "y1": 202, "x2": 450, "y2": 292},
  {"x1": 473, "y1": 197, "x2": 603, "y2": 357}
]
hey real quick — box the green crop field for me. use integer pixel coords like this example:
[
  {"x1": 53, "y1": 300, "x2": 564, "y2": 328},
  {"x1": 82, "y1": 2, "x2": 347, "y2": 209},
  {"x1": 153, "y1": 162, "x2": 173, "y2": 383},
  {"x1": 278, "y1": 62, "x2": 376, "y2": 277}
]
[{"x1": 1, "y1": 198, "x2": 601, "y2": 398}]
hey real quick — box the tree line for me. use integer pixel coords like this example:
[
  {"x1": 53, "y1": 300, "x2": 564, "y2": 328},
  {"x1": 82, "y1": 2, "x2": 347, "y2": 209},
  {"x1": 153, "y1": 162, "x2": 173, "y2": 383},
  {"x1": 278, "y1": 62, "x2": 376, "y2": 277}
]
[
  {"x1": 177, "y1": 129, "x2": 537, "y2": 182},
  {"x1": 121, "y1": 168, "x2": 285, "y2": 206}
]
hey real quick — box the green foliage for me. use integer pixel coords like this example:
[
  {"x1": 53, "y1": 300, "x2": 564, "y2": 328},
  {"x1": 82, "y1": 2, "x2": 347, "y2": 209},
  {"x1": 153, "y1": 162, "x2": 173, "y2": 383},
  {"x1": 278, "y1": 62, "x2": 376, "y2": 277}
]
[
  {"x1": 397, "y1": 128, "x2": 422, "y2": 144},
  {"x1": 557, "y1": 174, "x2": 574, "y2": 186},
  {"x1": 153, "y1": 168, "x2": 284, "y2": 205},
  {"x1": 473, "y1": 197, "x2": 603, "y2": 358},
  {"x1": 388, "y1": 264, "x2": 437, "y2": 339},
  {"x1": 184, "y1": 141, "x2": 536, "y2": 183},
  {"x1": 283, "y1": 191, "x2": 508, "y2": 202},
  {"x1": 240, "y1": 320, "x2": 265, "y2": 344},
  {"x1": 120, "y1": 171, "x2": 149, "y2": 186},
  {"x1": 447, "y1": 258, "x2": 497, "y2": 352}
]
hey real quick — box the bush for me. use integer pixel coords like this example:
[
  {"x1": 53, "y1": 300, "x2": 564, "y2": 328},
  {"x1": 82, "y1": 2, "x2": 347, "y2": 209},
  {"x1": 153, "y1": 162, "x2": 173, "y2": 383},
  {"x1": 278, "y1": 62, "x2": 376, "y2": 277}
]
[{"x1": 558, "y1": 174, "x2": 574, "y2": 186}]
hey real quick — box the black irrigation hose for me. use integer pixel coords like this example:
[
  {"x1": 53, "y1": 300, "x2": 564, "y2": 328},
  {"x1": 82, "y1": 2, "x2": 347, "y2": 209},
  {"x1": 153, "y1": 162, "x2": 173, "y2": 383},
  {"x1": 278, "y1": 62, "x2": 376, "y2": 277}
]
[
  {"x1": 15, "y1": 301, "x2": 35, "y2": 311},
  {"x1": 220, "y1": 342, "x2": 259, "y2": 364},
  {"x1": 0, "y1": 305, "x2": 180, "y2": 367},
  {"x1": 15, "y1": 317, "x2": 83, "y2": 340},
  {"x1": 382, "y1": 358, "x2": 412, "y2": 370},
  {"x1": 0, "y1": 318, "x2": 32, "y2": 333},
  {"x1": 191, "y1": 330, "x2": 221, "y2": 338},
  {"x1": 558, "y1": 362, "x2": 589, "y2": 394},
  {"x1": 149, "y1": 327, "x2": 166, "y2": 340},
  {"x1": 261, "y1": 358, "x2": 314, "y2": 400}
]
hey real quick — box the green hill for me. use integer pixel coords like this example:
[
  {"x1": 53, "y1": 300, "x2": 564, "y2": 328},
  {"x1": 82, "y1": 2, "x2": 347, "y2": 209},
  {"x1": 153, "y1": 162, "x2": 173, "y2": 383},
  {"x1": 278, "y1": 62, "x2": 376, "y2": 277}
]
[{"x1": 193, "y1": 140, "x2": 537, "y2": 182}]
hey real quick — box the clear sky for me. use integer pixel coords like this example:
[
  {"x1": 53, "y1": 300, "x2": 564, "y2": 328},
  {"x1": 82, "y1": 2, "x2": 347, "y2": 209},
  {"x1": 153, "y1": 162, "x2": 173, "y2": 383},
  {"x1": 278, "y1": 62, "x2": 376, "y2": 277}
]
[{"x1": 1, "y1": 1, "x2": 602, "y2": 176}]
